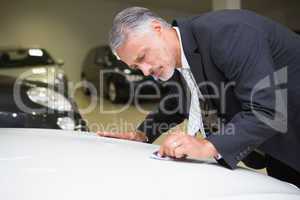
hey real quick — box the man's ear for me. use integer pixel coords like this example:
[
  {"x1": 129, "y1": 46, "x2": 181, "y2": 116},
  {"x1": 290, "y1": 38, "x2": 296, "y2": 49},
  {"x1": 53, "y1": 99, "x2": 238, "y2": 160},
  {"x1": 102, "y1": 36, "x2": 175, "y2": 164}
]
[{"x1": 151, "y1": 20, "x2": 162, "y2": 34}]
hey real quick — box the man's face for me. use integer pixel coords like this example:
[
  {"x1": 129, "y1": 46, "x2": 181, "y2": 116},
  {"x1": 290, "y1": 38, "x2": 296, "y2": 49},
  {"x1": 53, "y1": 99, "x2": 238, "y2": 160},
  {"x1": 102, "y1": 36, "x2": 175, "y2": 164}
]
[{"x1": 116, "y1": 23, "x2": 176, "y2": 81}]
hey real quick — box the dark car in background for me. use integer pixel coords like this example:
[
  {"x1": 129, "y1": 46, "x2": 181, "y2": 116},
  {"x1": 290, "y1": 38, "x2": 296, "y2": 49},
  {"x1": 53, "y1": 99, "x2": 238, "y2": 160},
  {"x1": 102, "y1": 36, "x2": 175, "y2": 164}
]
[
  {"x1": 0, "y1": 74, "x2": 88, "y2": 131},
  {"x1": 81, "y1": 45, "x2": 163, "y2": 103},
  {"x1": 0, "y1": 47, "x2": 68, "y2": 95}
]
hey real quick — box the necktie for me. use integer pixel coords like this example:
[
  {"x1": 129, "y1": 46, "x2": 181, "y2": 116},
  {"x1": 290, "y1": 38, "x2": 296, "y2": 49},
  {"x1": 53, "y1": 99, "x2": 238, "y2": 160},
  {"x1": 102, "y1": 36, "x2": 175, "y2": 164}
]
[{"x1": 180, "y1": 68, "x2": 206, "y2": 137}]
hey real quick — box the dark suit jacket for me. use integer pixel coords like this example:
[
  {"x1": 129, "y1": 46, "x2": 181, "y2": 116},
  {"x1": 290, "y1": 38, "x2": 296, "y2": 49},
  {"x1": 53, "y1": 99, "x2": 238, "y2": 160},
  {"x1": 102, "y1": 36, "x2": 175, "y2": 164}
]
[{"x1": 137, "y1": 10, "x2": 300, "y2": 172}]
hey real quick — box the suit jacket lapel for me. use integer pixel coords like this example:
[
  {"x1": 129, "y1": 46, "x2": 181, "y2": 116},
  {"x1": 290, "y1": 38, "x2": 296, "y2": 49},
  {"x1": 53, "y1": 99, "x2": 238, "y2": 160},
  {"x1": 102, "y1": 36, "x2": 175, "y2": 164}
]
[
  {"x1": 173, "y1": 19, "x2": 209, "y2": 97},
  {"x1": 186, "y1": 52, "x2": 209, "y2": 96}
]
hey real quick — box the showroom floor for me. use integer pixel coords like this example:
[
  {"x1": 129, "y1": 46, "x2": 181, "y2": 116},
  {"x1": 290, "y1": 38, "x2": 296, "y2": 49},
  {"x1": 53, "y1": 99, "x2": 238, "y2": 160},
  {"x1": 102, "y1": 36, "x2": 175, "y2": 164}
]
[
  {"x1": 74, "y1": 89, "x2": 186, "y2": 144},
  {"x1": 74, "y1": 90, "x2": 266, "y2": 174}
]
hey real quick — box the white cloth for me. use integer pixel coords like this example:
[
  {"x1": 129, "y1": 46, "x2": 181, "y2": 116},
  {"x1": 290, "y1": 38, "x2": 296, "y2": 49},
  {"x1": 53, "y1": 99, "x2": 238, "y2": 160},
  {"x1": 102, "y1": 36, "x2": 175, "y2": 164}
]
[{"x1": 174, "y1": 27, "x2": 206, "y2": 138}]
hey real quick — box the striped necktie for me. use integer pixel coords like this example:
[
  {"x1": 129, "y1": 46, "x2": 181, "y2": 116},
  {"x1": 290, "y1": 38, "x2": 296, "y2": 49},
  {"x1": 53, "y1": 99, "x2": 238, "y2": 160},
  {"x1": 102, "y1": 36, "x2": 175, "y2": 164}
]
[{"x1": 180, "y1": 68, "x2": 206, "y2": 137}]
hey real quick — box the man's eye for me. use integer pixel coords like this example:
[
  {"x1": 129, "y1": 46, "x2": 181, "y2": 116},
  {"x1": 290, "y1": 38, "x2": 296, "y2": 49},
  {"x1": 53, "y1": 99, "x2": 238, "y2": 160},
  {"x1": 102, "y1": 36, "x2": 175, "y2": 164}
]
[
  {"x1": 131, "y1": 65, "x2": 138, "y2": 70},
  {"x1": 137, "y1": 54, "x2": 145, "y2": 62}
]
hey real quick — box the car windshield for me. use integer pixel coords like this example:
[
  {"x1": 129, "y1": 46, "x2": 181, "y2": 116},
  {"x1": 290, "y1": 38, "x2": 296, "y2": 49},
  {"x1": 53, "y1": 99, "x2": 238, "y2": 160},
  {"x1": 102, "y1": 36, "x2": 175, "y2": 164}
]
[{"x1": 0, "y1": 48, "x2": 55, "y2": 68}]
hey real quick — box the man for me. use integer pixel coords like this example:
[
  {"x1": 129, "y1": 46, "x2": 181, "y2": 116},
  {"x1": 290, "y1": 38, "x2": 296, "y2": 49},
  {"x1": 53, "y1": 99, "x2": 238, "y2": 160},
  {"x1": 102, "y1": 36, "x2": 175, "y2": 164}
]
[{"x1": 98, "y1": 7, "x2": 300, "y2": 187}]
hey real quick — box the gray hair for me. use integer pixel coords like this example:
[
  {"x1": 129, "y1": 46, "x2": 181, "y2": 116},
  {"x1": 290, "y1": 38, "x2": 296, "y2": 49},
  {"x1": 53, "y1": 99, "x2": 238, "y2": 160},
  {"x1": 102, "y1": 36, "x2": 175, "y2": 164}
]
[{"x1": 109, "y1": 7, "x2": 171, "y2": 54}]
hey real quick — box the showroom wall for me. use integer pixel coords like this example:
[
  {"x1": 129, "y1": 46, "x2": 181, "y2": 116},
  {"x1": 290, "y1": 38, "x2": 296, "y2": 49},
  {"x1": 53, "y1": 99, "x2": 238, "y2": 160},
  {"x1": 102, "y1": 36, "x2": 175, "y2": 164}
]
[
  {"x1": 0, "y1": 0, "x2": 211, "y2": 84},
  {"x1": 1, "y1": 0, "x2": 298, "y2": 84},
  {"x1": 242, "y1": 0, "x2": 300, "y2": 31}
]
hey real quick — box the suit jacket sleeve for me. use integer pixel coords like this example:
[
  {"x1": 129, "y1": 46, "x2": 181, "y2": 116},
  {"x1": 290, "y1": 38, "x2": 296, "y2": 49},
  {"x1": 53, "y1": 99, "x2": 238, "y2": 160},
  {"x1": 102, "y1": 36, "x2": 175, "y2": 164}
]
[
  {"x1": 203, "y1": 23, "x2": 286, "y2": 169},
  {"x1": 137, "y1": 70, "x2": 186, "y2": 143}
]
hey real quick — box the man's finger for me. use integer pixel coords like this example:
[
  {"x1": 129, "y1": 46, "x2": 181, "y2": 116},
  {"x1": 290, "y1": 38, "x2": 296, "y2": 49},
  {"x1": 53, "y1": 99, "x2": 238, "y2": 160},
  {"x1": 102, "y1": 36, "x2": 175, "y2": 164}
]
[
  {"x1": 169, "y1": 140, "x2": 182, "y2": 157},
  {"x1": 161, "y1": 139, "x2": 181, "y2": 158},
  {"x1": 159, "y1": 145, "x2": 165, "y2": 157},
  {"x1": 97, "y1": 131, "x2": 116, "y2": 138},
  {"x1": 174, "y1": 145, "x2": 186, "y2": 159},
  {"x1": 163, "y1": 138, "x2": 177, "y2": 157},
  {"x1": 96, "y1": 131, "x2": 106, "y2": 136},
  {"x1": 159, "y1": 139, "x2": 174, "y2": 157},
  {"x1": 159, "y1": 132, "x2": 187, "y2": 158}
]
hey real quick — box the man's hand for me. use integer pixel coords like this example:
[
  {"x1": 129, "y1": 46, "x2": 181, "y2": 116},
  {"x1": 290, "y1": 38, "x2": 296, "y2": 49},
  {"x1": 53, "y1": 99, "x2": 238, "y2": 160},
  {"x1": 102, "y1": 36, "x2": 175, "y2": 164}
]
[
  {"x1": 159, "y1": 132, "x2": 219, "y2": 159},
  {"x1": 96, "y1": 131, "x2": 148, "y2": 142}
]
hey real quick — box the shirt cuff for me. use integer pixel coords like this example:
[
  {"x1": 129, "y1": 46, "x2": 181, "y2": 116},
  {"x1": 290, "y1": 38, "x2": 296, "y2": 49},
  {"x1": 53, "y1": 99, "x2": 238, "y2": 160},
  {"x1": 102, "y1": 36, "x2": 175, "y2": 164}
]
[{"x1": 215, "y1": 153, "x2": 223, "y2": 160}]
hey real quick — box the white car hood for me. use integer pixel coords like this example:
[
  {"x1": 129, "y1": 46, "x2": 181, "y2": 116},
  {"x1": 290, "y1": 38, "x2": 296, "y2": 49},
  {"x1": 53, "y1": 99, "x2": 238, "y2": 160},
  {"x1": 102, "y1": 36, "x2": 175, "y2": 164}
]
[
  {"x1": 0, "y1": 66, "x2": 64, "y2": 85},
  {"x1": 0, "y1": 128, "x2": 299, "y2": 200}
]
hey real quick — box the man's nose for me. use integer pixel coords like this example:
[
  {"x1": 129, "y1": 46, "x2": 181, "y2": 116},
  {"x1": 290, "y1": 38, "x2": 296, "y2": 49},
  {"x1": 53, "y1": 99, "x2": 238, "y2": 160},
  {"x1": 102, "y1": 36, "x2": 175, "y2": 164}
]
[{"x1": 139, "y1": 63, "x2": 153, "y2": 76}]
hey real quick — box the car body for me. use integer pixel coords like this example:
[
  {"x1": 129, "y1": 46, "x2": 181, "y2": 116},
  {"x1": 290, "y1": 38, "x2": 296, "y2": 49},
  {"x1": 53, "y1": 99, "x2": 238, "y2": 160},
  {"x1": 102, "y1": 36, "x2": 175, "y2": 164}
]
[
  {"x1": 81, "y1": 45, "x2": 163, "y2": 103},
  {"x1": 0, "y1": 128, "x2": 299, "y2": 200},
  {"x1": 0, "y1": 74, "x2": 88, "y2": 131},
  {"x1": 0, "y1": 47, "x2": 68, "y2": 95}
]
